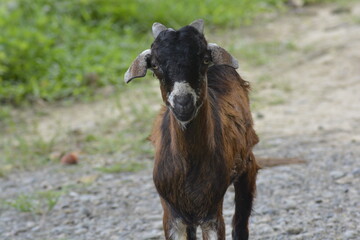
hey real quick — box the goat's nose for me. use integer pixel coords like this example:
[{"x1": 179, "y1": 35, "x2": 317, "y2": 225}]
[
  {"x1": 171, "y1": 94, "x2": 196, "y2": 122},
  {"x1": 174, "y1": 94, "x2": 192, "y2": 107}
]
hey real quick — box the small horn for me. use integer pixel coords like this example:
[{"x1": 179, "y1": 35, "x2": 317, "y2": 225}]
[
  {"x1": 152, "y1": 22, "x2": 167, "y2": 39},
  {"x1": 189, "y1": 19, "x2": 204, "y2": 34}
]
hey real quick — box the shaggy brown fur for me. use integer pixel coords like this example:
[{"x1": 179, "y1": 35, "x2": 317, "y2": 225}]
[{"x1": 150, "y1": 65, "x2": 260, "y2": 239}]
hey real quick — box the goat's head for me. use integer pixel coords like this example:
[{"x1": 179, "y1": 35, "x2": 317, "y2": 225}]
[{"x1": 125, "y1": 19, "x2": 238, "y2": 126}]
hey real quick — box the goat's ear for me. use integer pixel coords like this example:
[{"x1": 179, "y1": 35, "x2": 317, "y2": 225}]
[
  {"x1": 124, "y1": 49, "x2": 151, "y2": 83},
  {"x1": 189, "y1": 19, "x2": 204, "y2": 34},
  {"x1": 208, "y1": 43, "x2": 239, "y2": 69}
]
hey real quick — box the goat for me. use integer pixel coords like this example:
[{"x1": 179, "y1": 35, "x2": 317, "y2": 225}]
[{"x1": 124, "y1": 19, "x2": 259, "y2": 240}]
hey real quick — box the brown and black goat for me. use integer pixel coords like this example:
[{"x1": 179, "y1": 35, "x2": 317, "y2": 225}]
[{"x1": 125, "y1": 19, "x2": 259, "y2": 240}]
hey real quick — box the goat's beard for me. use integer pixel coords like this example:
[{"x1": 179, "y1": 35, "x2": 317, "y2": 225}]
[
  {"x1": 169, "y1": 101, "x2": 204, "y2": 131},
  {"x1": 169, "y1": 106, "x2": 195, "y2": 130}
]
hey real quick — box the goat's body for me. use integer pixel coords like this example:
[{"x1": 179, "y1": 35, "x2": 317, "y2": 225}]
[
  {"x1": 151, "y1": 66, "x2": 259, "y2": 239},
  {"x1": 125, "y1": 19, "x2": 258, "y2": 239}
]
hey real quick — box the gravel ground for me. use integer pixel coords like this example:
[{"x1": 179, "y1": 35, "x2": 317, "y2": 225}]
[
  {"x1": 1, "y1": 2, "x2": 360, "y2": 240},
  {"x1": 1, "y1": 133, "x2": 359, "y2": 240}
]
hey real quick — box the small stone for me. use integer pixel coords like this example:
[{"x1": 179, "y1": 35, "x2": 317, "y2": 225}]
[
  {"x1": 287, "y1": 227, "x2": 303, "y2": 235},
  {"x1": 153, "y1": 220, "x2": 163, "y2": 230},
  {"x1": 256, "y1": 112, "x2": 265, "y2": 119},
  {"x1": 141, "y1": 231, "x2": 162, "y2": 240},
  {"x1": 61, "y1": 152, "x2": 79, "y2": 165},
  {"x1": 110, "y1": 204, "x2": 118, "y2": 209},
  {"x1": 223, "y1": 209, "x2": 233, "y2": 217},
  {"x1": 322, "y1": 191, "x2": 334, "y2": 198},
  {"x1": 69, "y1": 191, "x2": 79, "y2": 198},
  {"x1": 343, "y1": 230, "x2": 357, "y2": 239},
  {"x1": 81, "y1": 207, "x2": 92, "y2": 218},
  {"x1": 262, "y1": 207, "x2": 278, "y2": 215},
  {"x1": 26, "y1": 221, "x2": 35, "y2": 228},
  {"x1": 335, "y1": 207, "x2": 343, "y2": 213},
  {"x1": 330, "y1": 171, "x2": 345, "y2": 180},
  {"x1": 74, "y1": 227, "x2": 87, "y2": 235},
  {"x1": 336, "y1": 175, "x2": 353, "y2": 184},
  {"x1": 284, "y1": 200, "x2": 297, "y2": 210},
  {"x1": 64, "y1": 208, "x2": 74, "y2": 214},
  {"x1": 31, "y1": 226, "x2": 40, "y2": 232},
  {"x1": 257, "y1": 215, "x2": 272, "y2": 223},
  {"x1": 351, "y1": 168, "x2": 360, "y2": 177},
  {"x1": 79, "y1": 194, "x2": 97, "y2": 202},
  {"x1": 257, "y1": 223, "x2": 274, "y2": 234}
]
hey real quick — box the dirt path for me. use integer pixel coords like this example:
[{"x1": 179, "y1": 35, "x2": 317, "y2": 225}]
[
  {"x1": 1, "y1": 2, "x2": 360, "y2": 240},
  {"x1": 252, "y1": 5, "x2": 360, "y2": 141}
]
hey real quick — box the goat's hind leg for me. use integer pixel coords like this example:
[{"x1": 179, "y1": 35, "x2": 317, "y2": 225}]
[{"x1": 231, "y1": 166, "x2": 258, "y2": 240}]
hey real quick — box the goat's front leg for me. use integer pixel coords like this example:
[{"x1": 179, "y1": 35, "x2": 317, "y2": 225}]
[
  {"x1": 201, "y1": 208, "x2": 225, "y2": 240},
  {"x1": 161, "y1": 199, "x2": 196, "y2": 240},
  {"x1": 232, "y1": 166, "x2": 258, "y2": 240}
]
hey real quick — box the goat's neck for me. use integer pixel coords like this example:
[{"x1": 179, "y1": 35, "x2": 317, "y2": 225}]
[{"x1": 169, "y1": 95, "x2": 215, "y2": 156}]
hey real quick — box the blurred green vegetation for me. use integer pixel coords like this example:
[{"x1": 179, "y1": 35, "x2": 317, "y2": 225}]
[
  {"x1": 1, "y1": 0, "x2": 352, "y2": 104},
  {"x1": 0, "y1": 0, "x2": 352, "y2": 105},
  {"x1": 0, "y1": 0, "x2": 294, "y2": 105},
  {"x1": 1, "y1": 190, "x2": 62, "y2": 214},
  {"x1": 0, "y1": 0, "x2": 147, "y2": 104},
  {"x1": 0, "y1": 84, "x2": 159, "y2": 174}
]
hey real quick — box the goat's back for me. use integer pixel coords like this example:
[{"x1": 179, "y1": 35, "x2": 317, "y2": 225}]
[
  {"x1": 207, "y1": 65, "x2": 250, "y2": 99},
  {"x1": 207, "y1": 65, "x2": 259, "y2": 173}
]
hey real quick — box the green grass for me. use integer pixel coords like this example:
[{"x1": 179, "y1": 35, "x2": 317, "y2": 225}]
[
  {"x1": 304, "y1": 0, "x2": 353, "y2": 4},
  {"x1": 249, "y1": 72, "x2": 293, "y2": 110},
  {"x1": 234, "y1": 41, "x2": 297, "y2": 66},
  {"x1": 0, "y1": 38, "x2": 298, "y2": 174},
  {"x1": 58, "y1": 81, "x2": 159, "y2": 158},
  {"x1": 0, "y1": 0, "x2": 352, "y2": 104},
  {"x1": 0, "y1": 0, "x2": 149, "y2": 104},
  {"x1": 2, "y1": 190, "x2": 63, "y2": 215},
  {"x1": 0, "y1": 132, "x2": 58, "y2": 172},
  {"x1": 97, "y1": 161, "x2": 147, "y2": 173},
  {"x1": 0, "y1": 80, "x2": 158, "y2": 175},
  {"x1": 80, "y1": 94, "x2": 157, "y2": 157},
  {"x1": 352, "y1": 16, "x2": 360, "y2": 24},
  {"x1": 0, "y1": 0, "x2": 294, "y2": 105}
]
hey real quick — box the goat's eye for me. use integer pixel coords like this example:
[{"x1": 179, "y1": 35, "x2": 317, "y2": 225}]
[
  {"x1": 152, "y1": 64, "x2": 159, "y2": 70},
  {"x1": 203, "y1": 58, "x2": 210, "y2": 65}
]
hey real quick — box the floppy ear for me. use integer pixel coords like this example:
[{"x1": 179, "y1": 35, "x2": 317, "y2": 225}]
[
  {"x1": 208, "y1": 43, "x2": 239, "y2": 69},
  {"x1": 124, "y1": 49, "x2": 151, "y2": 83}
]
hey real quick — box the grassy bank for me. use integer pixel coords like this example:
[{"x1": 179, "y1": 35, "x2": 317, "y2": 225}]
[
  {"x1": 0, "y1": 0, "x2": 295, "y2": 104},
  {"x1": 0, "y1": 0, "x2": 352, "y2": 105}
]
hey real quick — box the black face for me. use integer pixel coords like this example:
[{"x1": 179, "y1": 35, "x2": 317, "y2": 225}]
[{"x1": 149, "y1": 26, "x2": 211, "y2": 124}]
